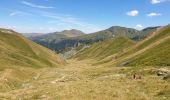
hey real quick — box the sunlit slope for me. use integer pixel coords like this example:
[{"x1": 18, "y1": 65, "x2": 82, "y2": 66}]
[
  {"x1": 125, "y1": 38, "x2": 170, "y2": 66},
  {"x1": 0, "y1": 29, "x2": 65, "y2": 70},
  {"x1": 98, "y1": 25, "x2": 170, "y2": 67},
  {"x1": 73, "y1": 36, "x2": 135, "y2": 60}
]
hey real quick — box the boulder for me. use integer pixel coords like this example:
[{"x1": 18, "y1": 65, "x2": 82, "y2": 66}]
[{"x1": 163, "y1": 75, "x2": 170, "y2": 80}]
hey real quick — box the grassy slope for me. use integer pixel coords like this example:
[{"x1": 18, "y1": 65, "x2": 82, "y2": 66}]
[
  {"x1": 0, "y1": 27, "x2": 169, "y2": 100},
  {"x1": 73, "y1": 36, "x2": 135, "y2": 60},
  {"x1": 127, "y1": 38, "x2": 170, "y2": 66},
  {"x1": 73, "y1": 25, "x2": 170, "y2": 67},
  {"x1": 0, "y1": 29, "x2": 65, "y2": 70},
  {"x1": 0, "y1": 29, "x2": 65, "y2": 93},
  {"x1": 97, "y1": 25, "x2": 170, "y2": 67},
  {"x1": 118, "y1": 25, "x2": 170, "y2": 67}
]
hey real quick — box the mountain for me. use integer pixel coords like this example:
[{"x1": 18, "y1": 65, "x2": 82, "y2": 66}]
[
  {"x1": 28, "y1": 26, "x2": 158, "y2": 53},
  {"x1": 0, "y1": 28, "x2": 65, "y2": 70},
  {"x1": 0, "y1": 26, "x2": 169, "y2": 99},
  {"x1": 22, "y1": 33, "x2": 44, "y2": 38},
  {"x1": 28, "y1": 29, "x2": 84, "y2": 52},
  {"x1": 90, "y1": 25, "x2": 170, "y2": 67},
  {"x1": 29, "y1": 29, "x2": 84, "y2": 40},
  {"x1": 54, "y1": 29, "x2": 85, "y2": 37}
]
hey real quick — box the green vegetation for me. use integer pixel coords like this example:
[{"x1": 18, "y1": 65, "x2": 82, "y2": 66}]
[
  {"x1": 84, "y1": 25, "x2": 170, "y2": 67},
  {"x1": 0, "y1": 29, "x2": 65, "y2": 70},
  {"x1": 73, "y1": 36, "x2": 135, "y2": 60},
  {"x1": 30, "y1": 26, "x2": 158, "y2": 53},
  {"x1": 126, "y1": 38, "x2": 170, "y2": 66},
  {"x1": 0, "y1": 25, "x2": 169, "y2": 100},
  {"x1": 118, "y1": 25, "x2": 170, "y2": 67},
  {"x1": 133, "y1": 25, "x2": 170, "y2": 52}
]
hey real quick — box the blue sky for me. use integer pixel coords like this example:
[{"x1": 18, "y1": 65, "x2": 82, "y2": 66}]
[{"x1": 0, "y1": 0, "x2": 170, "y2": 33}]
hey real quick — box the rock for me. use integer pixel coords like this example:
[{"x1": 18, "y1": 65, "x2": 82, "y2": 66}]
[
  {"x1": 119, "y1": 61, "x2": 130, "y2": 66},
  {"x1": 22, "y1": 83, "x2": 33, "y2": 89},
  {"x1": 40, "y1": 95, "x2": 47, "y2": 98},
  {"x1": 163, "y1": 75, "x2": 170, "y2": 80},
  {"x1": 50, "y1": 81, "x2": 56, "y2": 84},
  {"x1": 157, "y1": 71, "x2": 167, "y2": 76}
]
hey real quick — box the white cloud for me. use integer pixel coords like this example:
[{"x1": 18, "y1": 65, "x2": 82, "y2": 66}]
[
  {"x1": 9, "y1": 12, "x2": 19, "y2": 16},
  {"x1": 150, "y1": 0, "x2": 167, "y2": 4},
  {"x1": 135, "y1": 24, "x2": 144, "y2": 30},
  {"x1": 41, "y1": 12, "x2": 103, "y2": 33},
  {"x1": 1, "y1": 26, "x2": 16, "y2": 29},
  {"x1": 127, "y1": 10, "x2": 139, "y2": 16},
  {"x1": 43, "y1": 14, "x2": 83, "y2": 26},
  {"x1": 22, "y1": 1, "x2": 54, "y2": 9},
  {"x1": 147, "y1": 12, "x2": 162, "y2": 17},
  {"x1": 9, "y1": 11, "x2": 32, "y2": 16}
]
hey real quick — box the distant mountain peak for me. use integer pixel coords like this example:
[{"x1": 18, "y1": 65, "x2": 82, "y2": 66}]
[{"x1": 55, "y1": 29, "x2": 85, "y2": 37}]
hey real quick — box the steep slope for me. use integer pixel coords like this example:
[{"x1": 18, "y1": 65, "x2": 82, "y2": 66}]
[
  {"x1": 132, "y1": 26, "x2": 160, "y2": 40},
  {"x1": 0, "y1": 28, "x2": 65, "y2": 70},
  {"x1": 73, "y1": 36, "x2": 136, "y2": 60},
  {"x1": 118, "y1": 25, "x2": 170, "y2": 66},
  {"x1": 0, "y1": 28, "x2": 66, "y2": 93},
  {"x1": 95, "y1": 25, "x2": 170, "y2": 67}
]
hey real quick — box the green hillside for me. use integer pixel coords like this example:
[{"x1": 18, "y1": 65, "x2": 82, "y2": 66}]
[
  {"x1": 94, "y1": 25, "x2": 170, "y2": 67},
  {"x1": 73, "y1": 36, "x2": 135, "y2": 60},
  {"x1": 73, "y1": 25, "x2": 170, "y2": 67},
  {"x1": 0, "y1": 29, "x2": 65, "y2": 70},
  {"x1": 126, "y1": 38, "x2": 170, "y2": 66},
  {"x1": 119, "y1": 25, "x2": 170, "y2": 66},
  {"x1": 0, "y1": 28, "x2": 169, "y2": 100}
]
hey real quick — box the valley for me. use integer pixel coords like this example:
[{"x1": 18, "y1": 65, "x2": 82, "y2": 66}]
[
  {"x1": 0, "y1": 59, "x2": 169, "y2": 100},
  {"x1": 1, "y1": 0, "x2": 170, "y2": 99},
  {"x1": 0, "y1": 25, "x2": 170, "y2": 100}
]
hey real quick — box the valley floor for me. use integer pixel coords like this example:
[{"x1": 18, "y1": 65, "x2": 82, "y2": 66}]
[{"x1": 0, "y1": 59, "x2": 169, "y2": 100}]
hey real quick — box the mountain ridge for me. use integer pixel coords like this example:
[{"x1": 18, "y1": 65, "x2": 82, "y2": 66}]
[{"x1": 28, "y1": 26, "x2": 159, "y2": 53}]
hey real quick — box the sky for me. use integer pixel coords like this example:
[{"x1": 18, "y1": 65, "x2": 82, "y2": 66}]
[{"x1": 0, "y1": 0, "x2": 170, "y2": 33}]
